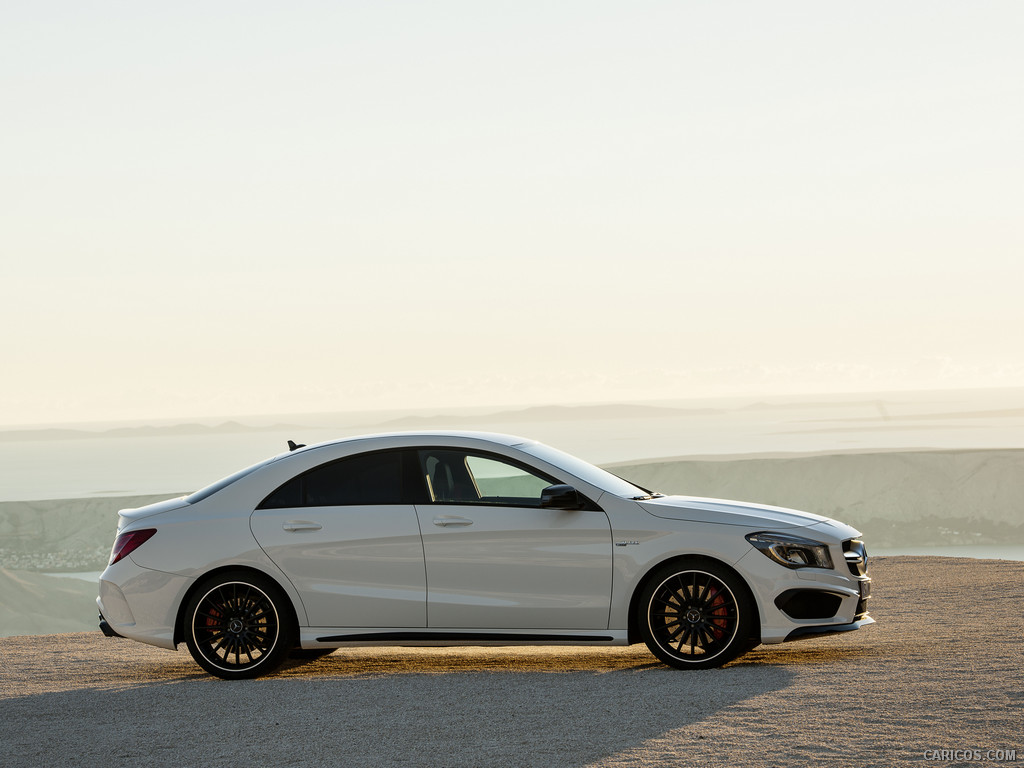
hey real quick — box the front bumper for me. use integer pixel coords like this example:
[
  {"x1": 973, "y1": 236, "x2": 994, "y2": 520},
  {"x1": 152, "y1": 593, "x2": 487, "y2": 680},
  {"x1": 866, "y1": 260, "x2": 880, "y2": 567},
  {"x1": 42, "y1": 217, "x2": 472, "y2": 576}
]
[
  {"x1": 740, "y1": 536, "x2": 873, "y2": 644},
  {"x1": 784, "y1": 615, "x2": 875, "y2": 642}
]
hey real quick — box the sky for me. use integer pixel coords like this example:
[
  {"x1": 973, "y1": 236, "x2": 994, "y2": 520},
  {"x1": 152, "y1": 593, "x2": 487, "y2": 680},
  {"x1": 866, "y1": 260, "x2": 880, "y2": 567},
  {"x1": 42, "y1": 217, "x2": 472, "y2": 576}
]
[{"x1": 2, "y1": 1, "x2": 1023, "y2": 426}]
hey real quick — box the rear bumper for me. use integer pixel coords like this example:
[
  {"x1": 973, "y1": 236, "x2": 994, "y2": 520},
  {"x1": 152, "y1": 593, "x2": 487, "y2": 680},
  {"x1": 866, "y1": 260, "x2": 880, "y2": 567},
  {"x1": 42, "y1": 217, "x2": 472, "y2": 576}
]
[
  {"x1": 97, "y1": 556, "x2": 192, "y2": 650},
  {"x1": 98, "y1": 614, "x2": 123, "y2": 638}
]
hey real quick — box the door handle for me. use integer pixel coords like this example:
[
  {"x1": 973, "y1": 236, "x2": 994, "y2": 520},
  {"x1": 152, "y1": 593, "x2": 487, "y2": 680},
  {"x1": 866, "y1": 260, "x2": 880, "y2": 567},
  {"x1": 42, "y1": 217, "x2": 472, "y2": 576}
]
[
  {"x1": 282, "y1": 521, "x2": 323, "y2": 532},
  {"x1": 433, "y1": 517, "x2": 473, "y2": 527}
]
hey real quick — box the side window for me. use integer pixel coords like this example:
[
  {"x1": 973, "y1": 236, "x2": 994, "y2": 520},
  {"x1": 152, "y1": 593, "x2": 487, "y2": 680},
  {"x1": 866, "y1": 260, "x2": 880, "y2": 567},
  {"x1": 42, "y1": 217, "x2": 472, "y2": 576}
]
[
  {"x1": 259, "y1": 449, "x2": 420, "y2": 508},
  {"x1": 420, "y1": 449, "x2": 555, "y2": 507},
  {"x1": 466, "y1": 455, "x2": 551, "y2": 501}
]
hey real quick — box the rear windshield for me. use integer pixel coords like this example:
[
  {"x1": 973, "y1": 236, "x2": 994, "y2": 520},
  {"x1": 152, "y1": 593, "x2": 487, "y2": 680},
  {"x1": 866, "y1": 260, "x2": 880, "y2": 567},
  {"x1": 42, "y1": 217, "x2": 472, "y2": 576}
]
[{"x1": 186, "y1": 457, "x2": 276, "y2": 504}]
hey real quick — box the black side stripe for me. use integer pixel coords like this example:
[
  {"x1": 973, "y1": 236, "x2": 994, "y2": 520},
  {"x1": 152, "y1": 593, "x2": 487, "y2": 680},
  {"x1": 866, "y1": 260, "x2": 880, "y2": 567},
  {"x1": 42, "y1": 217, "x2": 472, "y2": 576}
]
[{"x1": 315, "y1": 631, "x2": 615, "y2": 643}]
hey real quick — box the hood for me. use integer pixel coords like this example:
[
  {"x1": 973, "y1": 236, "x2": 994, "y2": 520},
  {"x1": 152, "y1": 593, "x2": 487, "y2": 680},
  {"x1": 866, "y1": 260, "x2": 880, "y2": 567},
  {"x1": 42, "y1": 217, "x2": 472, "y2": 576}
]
[
  {"x1": 638, "y1": 495, "x2": 833, "y2": 530},
  {"x1": 117, "y1": 496, "x2": 190, "y2": 530}
]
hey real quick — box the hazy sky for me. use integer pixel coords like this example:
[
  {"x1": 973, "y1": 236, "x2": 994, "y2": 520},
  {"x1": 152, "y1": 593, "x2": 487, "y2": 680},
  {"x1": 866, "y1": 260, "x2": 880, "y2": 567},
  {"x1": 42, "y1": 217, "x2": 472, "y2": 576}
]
[{"x1": 3, "y1": 1, "x2": 1023, "y2": 426}]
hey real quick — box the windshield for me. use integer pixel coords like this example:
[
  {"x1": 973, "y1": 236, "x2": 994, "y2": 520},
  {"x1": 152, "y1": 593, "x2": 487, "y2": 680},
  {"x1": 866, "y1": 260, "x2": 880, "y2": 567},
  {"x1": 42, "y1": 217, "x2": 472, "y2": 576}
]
[
  {"x1": 518, "y1": 442, "x2": 655, "y2": 499},
  {"x1": 186, "y1": 456, "x2": 276, "y2": 504}
]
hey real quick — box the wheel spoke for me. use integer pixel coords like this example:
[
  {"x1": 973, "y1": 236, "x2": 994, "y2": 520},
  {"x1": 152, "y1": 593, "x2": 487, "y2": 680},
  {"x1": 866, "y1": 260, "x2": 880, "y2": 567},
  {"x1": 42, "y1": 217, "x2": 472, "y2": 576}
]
[
  {"x1": 653, "y1": 595, "x2": 682, "y2": 609},
  {"x1": 696, "y1": 575, "x2": 711, "y2": 604},
  {"x1": 701, "y1": 585, "x2": 722, "y2": 606},
  {"x1": 698, "y1": 625, "x2": 715, "y2": 648},
  {"x1": 247, "y1": 607, "x2": 273, "y2": 622},
  {"x1": 672, "y1": 573, "x2": 688, "y2": 596},
  {"x1": 675, "y1": 626, "x2": 690, "y2": 651},
  {"x1": 652, "y1": 616, "x2": 680, "y2": 623},
  {"x1": 216, "y1": 587, "x2": 233, "y2": 612}
]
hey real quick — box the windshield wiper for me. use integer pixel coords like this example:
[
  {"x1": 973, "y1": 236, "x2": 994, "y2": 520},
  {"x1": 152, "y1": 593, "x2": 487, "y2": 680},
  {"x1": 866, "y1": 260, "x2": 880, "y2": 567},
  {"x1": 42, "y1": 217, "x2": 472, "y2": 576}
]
[{"x1": 631, "y1": 493, "x2": 665, "y2": 500}]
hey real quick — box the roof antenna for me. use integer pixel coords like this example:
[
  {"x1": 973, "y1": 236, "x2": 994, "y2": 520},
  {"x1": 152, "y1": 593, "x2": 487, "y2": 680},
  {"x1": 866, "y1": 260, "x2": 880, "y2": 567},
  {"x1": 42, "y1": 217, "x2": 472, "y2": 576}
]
[{"x1": 287, "y1": 440, "x2": 306, "y2": 451}]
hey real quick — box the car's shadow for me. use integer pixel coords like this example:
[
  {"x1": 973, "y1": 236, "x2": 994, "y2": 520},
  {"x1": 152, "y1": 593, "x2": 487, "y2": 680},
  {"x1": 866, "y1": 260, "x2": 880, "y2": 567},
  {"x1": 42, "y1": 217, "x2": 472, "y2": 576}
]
[
  {"x1": 2, "y1": 643, "x2": 800, "y2": 768},
  {"x1": 732, "y1": 641, "x2": 884, "y2": 667}
]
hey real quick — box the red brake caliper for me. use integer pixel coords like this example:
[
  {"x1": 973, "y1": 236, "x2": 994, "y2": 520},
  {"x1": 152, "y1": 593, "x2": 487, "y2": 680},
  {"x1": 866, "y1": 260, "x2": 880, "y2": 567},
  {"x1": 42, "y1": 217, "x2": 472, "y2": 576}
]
[{"x1": 708, "y1": 593, "x2": 727, "y2": 640}]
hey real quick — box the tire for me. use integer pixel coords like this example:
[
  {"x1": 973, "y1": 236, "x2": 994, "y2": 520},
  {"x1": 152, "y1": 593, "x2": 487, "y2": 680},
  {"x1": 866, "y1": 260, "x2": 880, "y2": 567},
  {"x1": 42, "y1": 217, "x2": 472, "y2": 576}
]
[
  {"x1": 637, "y1": 559, "x2": 756, "y2": 670},
  {"x1": 184, "y1": 571, "x2": 295, "y2": 680}
]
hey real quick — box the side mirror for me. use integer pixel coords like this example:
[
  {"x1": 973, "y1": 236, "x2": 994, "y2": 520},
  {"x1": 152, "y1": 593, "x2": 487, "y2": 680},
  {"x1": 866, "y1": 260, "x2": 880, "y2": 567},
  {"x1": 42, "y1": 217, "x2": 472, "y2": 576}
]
[{"x1": 540, "y1": 484, "x2": 583, "y2": 510}]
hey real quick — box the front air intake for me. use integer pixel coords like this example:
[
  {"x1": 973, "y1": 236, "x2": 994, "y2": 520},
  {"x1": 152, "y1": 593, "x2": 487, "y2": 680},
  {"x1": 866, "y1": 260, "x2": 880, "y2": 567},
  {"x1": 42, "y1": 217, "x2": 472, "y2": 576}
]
[{"x1": 774, "y1": 589, "x2": 843, "y2": 620}]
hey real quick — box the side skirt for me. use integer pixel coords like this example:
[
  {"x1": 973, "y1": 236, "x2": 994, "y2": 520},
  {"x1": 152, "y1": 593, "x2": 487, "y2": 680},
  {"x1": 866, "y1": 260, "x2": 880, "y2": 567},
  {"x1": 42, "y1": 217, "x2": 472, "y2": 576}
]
[{"x1": 300, "y1": 628, "x2": 630, "y2": 648}]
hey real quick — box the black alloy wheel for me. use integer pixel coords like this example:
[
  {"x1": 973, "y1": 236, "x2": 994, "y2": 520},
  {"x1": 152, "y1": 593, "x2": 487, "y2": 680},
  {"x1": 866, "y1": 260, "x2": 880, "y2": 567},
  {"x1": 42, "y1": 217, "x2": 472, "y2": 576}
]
[
  {"x1": 184, "y1": 571, "x2": 294, "y2": 679},
  {"x1": 638, "y1": 559, "x2": 756, "y2": 669}
]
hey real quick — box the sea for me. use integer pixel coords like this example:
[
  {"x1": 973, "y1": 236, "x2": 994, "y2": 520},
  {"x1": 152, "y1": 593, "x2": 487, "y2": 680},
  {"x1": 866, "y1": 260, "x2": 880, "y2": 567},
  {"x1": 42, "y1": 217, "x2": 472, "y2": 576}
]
[{"x1": 4, "y1": 393, "x2": 1024, "y2": 502}]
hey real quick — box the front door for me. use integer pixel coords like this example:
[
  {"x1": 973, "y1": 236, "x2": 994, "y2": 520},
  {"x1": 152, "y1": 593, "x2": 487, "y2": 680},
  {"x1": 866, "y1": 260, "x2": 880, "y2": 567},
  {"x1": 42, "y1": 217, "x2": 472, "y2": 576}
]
[{"x1": 415, "y1": 449, "x2": 613, "y2": 629}]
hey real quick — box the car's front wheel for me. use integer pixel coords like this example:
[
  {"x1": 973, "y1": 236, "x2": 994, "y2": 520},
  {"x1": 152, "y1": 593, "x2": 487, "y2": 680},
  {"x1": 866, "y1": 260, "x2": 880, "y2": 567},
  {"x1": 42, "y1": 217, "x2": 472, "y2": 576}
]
[
  {"x1": 184, "y1": 571, "x2": 295, "y2": 680},
  {"x1": 637, "y1": 559, "x2": 757, "y2": 669}
]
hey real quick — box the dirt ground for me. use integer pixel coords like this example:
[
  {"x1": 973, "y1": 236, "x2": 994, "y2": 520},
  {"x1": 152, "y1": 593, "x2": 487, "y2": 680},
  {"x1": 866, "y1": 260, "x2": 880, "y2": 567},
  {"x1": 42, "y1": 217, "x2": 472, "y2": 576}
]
[{"x1": 1, "y1": 556, "x2": 1021, "y2": 768}]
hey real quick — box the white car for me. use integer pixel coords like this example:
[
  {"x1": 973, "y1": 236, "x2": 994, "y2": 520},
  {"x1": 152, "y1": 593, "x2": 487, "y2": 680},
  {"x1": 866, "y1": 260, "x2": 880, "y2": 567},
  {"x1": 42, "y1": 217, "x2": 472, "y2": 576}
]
[{"x1": 97, "y1": 432, "x2": 873, "y2": 679}]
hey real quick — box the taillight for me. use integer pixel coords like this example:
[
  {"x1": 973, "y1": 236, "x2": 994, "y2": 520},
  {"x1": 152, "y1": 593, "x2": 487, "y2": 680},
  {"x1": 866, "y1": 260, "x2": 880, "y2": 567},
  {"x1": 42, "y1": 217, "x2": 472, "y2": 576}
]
[{"x1": 109, "y1": 528, "x2": 157, "y2": 565}]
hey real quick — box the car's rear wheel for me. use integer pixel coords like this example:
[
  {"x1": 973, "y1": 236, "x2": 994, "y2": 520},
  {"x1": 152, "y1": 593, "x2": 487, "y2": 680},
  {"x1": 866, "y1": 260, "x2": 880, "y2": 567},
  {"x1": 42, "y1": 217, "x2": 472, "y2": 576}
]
[
  {"x1": 637, "y1": 559, "x2": 756, "y2": 669},
  {"x1": 184, "y1": 571, "x2": 294, "y2": 680}
]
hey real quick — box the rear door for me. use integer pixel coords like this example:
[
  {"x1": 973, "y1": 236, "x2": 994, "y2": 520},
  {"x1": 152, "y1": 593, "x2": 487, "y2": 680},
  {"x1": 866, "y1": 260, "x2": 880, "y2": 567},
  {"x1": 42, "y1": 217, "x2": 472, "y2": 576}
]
[{"x1": 250, "y1": 449, "x2": 427, "y2": 628}]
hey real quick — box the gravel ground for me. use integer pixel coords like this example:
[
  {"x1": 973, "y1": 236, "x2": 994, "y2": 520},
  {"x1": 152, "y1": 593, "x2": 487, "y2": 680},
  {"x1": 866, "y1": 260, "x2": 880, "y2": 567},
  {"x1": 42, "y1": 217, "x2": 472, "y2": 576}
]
[{"x1": 1, "y1": 556, "x2": 1021, "y2": 768}]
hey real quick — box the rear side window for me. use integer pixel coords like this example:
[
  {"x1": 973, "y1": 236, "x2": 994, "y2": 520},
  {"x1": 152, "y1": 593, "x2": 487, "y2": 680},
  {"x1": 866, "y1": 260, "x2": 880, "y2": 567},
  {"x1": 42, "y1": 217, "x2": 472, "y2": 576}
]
[{"x1": 258, "y1": 449, "x2": 424, "y2": 509}]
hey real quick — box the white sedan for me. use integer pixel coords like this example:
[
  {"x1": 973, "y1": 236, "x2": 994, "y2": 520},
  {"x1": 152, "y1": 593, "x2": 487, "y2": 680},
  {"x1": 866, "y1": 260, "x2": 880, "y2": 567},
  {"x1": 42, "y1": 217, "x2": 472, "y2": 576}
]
[{"x1": 97, "y1": 432, "x2": 873, "y2": 679}]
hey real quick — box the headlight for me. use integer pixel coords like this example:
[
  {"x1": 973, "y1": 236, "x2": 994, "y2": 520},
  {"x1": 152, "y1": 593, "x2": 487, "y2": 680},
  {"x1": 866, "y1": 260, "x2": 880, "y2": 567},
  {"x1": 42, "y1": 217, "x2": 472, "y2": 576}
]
[{"x1": 745, "y1": 532, "x2": 834, "y2": 569}]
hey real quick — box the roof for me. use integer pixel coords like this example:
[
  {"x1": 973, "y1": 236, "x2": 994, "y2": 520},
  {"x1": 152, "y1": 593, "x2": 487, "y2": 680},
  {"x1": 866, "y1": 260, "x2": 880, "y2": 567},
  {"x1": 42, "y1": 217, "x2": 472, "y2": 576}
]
[{"x1": 280, "y1": 430, "x2": 535, "y2": 457}]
